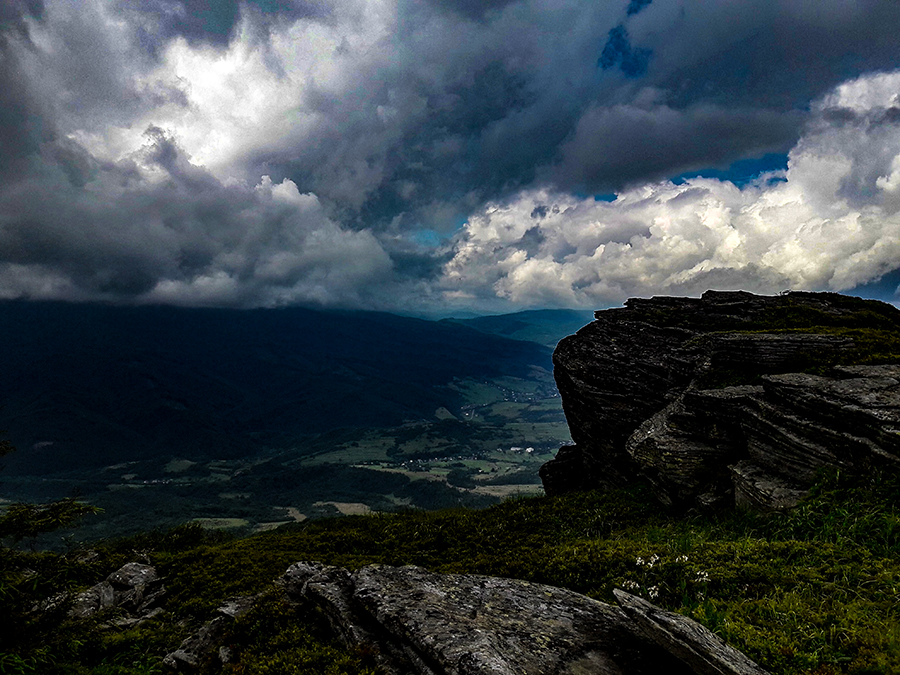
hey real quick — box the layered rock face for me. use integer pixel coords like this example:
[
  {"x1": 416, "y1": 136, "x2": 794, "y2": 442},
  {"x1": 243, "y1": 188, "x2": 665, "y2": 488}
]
[{"x1": 541, "y1": 290, "x2": 900, "y2": 509}]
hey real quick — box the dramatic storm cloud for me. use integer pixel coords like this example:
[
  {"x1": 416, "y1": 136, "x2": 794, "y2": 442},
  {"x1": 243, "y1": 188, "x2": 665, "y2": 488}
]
[
  {"x1": 442, "y1": 71, "x2": 900, "y2": 308},
  {"x1": 2, "y1": 0, "x2": 900, "y2": 311}
]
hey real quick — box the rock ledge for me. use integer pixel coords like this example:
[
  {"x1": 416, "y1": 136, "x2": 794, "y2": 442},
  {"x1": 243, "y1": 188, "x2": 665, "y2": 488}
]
[{"x1": 542, "y1": 291, "x2": 900, "y2": 509}]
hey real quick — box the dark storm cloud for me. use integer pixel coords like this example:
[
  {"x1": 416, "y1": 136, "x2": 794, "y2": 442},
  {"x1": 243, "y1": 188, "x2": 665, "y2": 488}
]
[
  {"x1": 0, "y1": 131, "x2": 234, "y2": 296},
  {"x1": 12, "y1": 0, "x2": 186, "y2": 137},
  {"x1": 0, "y1": 2, "x2": 63, "y2": 183},
  {"x1": 598, "y1": 25, "x2": 651, "y2": 78},
  {"x1": 248, "y1": 0, "x2": 900, "y2": 231},
  {"x1": 626, "y1": 0, "x2": 652, "y2": 16},
  {"x1": 388, "y1": 246, "x2": 453, "y2": 281},
  {"x1": 653, "y1": 1, "x2": 900, "y2": 111},
  {"x1": 541, "y1": 0, "x2": 900, "y2": 195},
  {"x1": 552, "y1": 103, "x2": 802, "y2": 193},
  {"x1": 423, "y1": 0, "x2": 519, "y2": 21},
  {"x1": 0, "y1": 48, "x2": 45, "y2": 177},
  {"x1": 47, "y1": 0, "x2": 900, "y2": 229},
  {"x1": 142, "y1": 125, "x2": 221, "y2": 192},
  {"x1": 0, "y1": 126, "x2": 394, "y2": 305},
  {"x1": 0, "y1": 0, "x2": 44, "y2": 34},
  {"x1": 118, "y1": 0, "x2": 329, "y2": 54},
  {"x1": 251, "y1": 34, "x2": 560, "y2": 229},
  {"x1": 5, "y1": 0, "x2": 900, "y2": 309}
]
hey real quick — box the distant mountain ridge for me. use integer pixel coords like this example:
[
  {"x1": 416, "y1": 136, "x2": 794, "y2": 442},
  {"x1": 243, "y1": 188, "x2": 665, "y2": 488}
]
[
  {"x1": 0, "y1": 301, "x2": 556, "y2": 474},
  {"x1": 442, "y1": 309, "x2": 595, "y2": 347}
]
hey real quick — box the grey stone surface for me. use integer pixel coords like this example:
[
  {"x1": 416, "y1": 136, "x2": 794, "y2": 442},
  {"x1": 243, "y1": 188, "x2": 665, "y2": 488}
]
[
  {"x1": 69, "y1": 562, "x2": 166, "y2": 620},
  {"x1": 281, "y1": 561, "x2": 382, "y2": 652},
  {"x1": 625, "y1": 396, "x2": 739, "y2": 509},
  {"x1": 69, "y1": 581, "x2": 116, "y2": 619},
  {"x1": 108, "y1": 562, "x2": 158, "y2": 588},
  {"x1": 730, "y1": 461, "x2": 808, "y2": 511},
  {"x1": 281, "y1": 562, "x2": 767, "y2": 675}
]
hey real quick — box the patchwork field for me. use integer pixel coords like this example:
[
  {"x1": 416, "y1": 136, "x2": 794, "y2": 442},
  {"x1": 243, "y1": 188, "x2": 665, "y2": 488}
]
[{"x1": 2, "y1": 374, "x2": 572, "y2": 545}]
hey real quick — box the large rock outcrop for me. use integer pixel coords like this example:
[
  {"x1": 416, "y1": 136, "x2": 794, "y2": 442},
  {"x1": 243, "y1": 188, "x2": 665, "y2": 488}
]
[
  {"x1": 279, "y1": 561, "x2": 769, "y2": 675},
  {"x1": 541, "y1": 291, "x2": 900, "y2": 509}
]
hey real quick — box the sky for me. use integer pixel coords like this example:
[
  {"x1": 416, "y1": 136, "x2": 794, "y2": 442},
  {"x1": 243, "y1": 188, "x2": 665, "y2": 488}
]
[{"x1": 3, "y1": 0, "x2": 900, "y2": 315}]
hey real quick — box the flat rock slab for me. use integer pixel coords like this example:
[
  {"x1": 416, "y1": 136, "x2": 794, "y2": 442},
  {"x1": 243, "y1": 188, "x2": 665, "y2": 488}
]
[
  {"x1": 730, "y1": 460, "x2": 808, "y2": 511},
  {"x1": 354, "y1": 565, "x2": 671, "y2": 675},
  {"x1": 282, "y1": 562, "x2": 768, "y2": 675}
]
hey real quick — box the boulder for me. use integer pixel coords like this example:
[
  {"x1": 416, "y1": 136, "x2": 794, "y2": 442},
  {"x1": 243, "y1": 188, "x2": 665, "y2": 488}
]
[
  {"x1": 729, "y1": 461, "x2": 808, "y2": 511},
  {"x1": 613, "y1": 590, "x2": 769, "y2": 675},
  {"x1": 69, "y1": 562, "x2": 166, "y2": 620},
  {"x1": 280, "y1": 561, "x2": 769, "y2": 675},
  {"x1": 69, "y1": 581, "x2": 116, "y2": 619}
]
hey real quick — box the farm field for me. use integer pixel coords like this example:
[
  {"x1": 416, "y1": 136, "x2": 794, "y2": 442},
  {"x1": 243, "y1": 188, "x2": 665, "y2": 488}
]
[{"x1": 2, "y1": 374, "x2": 572, "y2": 545}]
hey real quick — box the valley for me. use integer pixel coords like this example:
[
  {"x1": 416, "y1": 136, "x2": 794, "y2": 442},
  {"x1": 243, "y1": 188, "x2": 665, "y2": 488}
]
[
  {"x1": 0, "y1": 302, "x2": 585, "y2": 543},
  {"x1": 2, "y1": 375, "x2": 570, "y2": 543}
]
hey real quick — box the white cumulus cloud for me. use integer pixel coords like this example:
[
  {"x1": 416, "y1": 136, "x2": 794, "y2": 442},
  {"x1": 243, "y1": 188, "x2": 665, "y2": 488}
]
[{"x1": 439, "y1": 70, "x2": 900, "y2": 308}]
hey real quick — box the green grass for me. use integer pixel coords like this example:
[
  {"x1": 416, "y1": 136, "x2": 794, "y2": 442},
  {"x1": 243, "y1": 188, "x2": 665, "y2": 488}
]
[
  {"x1": 636, "y1": 292, "x2": 900, "y2": 333},
  {"x1": 3, "y1": 469, "x2": 899, "y2": 674}
]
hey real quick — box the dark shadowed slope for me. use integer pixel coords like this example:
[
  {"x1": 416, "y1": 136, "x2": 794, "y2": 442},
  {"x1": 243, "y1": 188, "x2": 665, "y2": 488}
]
[{"x1": 0, "y1": 302, "x2": 552, "y2": 473}]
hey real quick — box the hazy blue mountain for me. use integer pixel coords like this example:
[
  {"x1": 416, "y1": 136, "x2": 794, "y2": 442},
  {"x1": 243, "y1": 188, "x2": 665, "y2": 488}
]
[
  {"x1": 0, "y1": 301, "x2": 553, "y2": 475},
  {"x1": 442, "y1": 309, "x2": 595, "y2": 347}
]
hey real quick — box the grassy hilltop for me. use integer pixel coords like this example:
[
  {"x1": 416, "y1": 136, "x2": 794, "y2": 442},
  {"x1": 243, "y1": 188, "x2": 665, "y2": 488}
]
[
  {"x1": 2, "y1": 469, "x2": 899, "y2": 675},
  {"x1": 3, "y1": 294, "x2": 900, "y2": 674}
]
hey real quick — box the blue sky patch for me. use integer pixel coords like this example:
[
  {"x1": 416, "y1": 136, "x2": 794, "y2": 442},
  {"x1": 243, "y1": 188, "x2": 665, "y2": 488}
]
[
  {"x1": 847, "y1": 268, "x2": 900, "y2": 301},
  {"x1": 671, "y1": 153, "x2": 789, "y2": 187},
  {"x1": 626, "y1": 0, "x2": 653, "y2": 16},
  {"x1": 599, "y1": 25, "x2": 651, "y2": 78}
]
